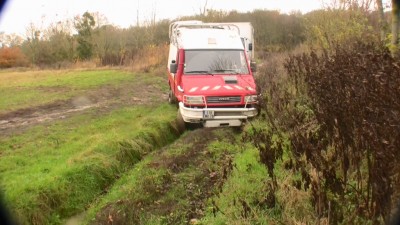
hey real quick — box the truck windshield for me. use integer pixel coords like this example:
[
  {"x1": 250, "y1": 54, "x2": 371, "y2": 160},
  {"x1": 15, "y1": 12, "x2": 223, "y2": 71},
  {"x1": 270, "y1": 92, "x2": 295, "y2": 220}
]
[{"x1": 184, "y1": 50, "x2": 249, "y2": 75}]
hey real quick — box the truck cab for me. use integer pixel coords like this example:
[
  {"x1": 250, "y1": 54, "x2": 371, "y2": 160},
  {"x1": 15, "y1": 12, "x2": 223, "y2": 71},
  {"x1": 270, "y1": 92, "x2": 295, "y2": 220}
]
[{"x1": 167, "y1": 21, "x2": 258, "y2": 128}]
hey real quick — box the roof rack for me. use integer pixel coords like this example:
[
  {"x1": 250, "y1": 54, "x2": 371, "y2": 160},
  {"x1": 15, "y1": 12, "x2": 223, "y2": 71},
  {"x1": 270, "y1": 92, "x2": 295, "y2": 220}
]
[{"x1": 169, "y1": 21, "x2": 240, "y2": 40}]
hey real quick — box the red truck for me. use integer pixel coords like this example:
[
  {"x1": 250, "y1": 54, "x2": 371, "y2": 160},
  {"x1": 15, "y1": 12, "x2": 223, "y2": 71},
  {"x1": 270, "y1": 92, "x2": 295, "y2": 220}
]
[{"x1": 167, "y1": 20, "x2": 259, "y2": 129}]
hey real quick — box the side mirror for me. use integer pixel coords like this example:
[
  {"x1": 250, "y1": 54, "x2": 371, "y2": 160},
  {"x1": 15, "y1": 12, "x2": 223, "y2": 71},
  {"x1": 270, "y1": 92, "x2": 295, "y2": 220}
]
[
  {"x1": 170, "y1": 60, "x2": 177, "y2": 73},
  {"x1": 248, "y1": 43, "x2": 253, "y2": 51},
  {"x1": 250, "y1": 61, "x2": 257, "y2": 73}
]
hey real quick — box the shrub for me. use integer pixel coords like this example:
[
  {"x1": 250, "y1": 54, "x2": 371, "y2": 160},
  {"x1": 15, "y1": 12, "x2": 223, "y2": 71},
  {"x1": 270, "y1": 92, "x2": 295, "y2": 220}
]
[
  {"x1": 254, "y1": 42, "x2": 400, "y2": 224},
  {"x1": 0, "y1": 47, "x2": 29, "y2": 68},
  {"x1": 284, "y1": 42, "x2": 400, "y2": 224}
]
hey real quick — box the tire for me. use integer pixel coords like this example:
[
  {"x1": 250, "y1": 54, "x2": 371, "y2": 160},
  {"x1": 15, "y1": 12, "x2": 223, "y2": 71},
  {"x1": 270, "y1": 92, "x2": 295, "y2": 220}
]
[
  {"x1": 233, "y1": 124, "x2": 244, "y2": 133},
  {"x1": 176, "y1": 110, "x2": 186, "y2": 133},
  {"x1": 168, "y1": 86, "x2": 177, "y2": 105}
]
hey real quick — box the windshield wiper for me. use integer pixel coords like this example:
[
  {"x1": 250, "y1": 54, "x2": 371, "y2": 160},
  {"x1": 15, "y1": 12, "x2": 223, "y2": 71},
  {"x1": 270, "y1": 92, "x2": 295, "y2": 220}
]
[
  {"x1": 212, "y1": 69, "x2": 240, "y2": 74},
  {"x1": 185, "y1": 70, "x2": 214, "y2": 75}
]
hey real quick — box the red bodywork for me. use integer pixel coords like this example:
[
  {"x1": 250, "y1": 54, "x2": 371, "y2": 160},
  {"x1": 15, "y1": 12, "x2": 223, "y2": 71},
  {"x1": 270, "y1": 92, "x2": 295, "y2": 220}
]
[{"x1": 169, "y1": 49, "x2": 257, "y2": 108}]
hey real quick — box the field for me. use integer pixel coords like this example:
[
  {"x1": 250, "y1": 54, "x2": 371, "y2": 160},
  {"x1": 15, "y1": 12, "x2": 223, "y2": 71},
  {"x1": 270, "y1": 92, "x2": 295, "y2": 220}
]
[{"x1": 0, "y1": 68, "x2": 291, "y2": 225}]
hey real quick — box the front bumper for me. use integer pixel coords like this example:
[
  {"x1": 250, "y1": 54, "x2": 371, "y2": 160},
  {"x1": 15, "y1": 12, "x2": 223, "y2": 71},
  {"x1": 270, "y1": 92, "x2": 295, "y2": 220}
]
[{"x1": 178, "y1": 102, "x2": 258, "y2": 127}]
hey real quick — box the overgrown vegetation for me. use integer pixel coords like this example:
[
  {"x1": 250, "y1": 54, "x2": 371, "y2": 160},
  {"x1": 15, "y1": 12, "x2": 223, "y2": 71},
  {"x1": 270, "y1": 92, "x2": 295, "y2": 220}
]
[
  {"x1": 250, "y1": 40, "x2": 400, "y2": 225},
  {"x1": 228, "y1": 3, "x2": 400, "y2": 225},
  {"x1": 285, "y1": 42, "x2": 399, "y2": 224}
]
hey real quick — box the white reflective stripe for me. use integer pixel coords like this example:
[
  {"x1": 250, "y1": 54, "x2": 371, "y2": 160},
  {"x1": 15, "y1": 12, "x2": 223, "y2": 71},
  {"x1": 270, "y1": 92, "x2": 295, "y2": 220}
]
[
  {"x1": 201, "y1": 86, "x2": 210, "y2": 91},
  {"x1": 224, "y1": 85, "x2": 233, "y2": 90},
  {"x1": 189, "y1": 87, "x2": 198, "y2": 93},
  {"x1": 234, "y1": 85, "x2": 243, "y2": 90},
  {"x1": 246, "y1": 87, "x2": 254, "y2": 91},
  {"x1": 212, "y1": 85, "x2": 221, "y2": 90}
]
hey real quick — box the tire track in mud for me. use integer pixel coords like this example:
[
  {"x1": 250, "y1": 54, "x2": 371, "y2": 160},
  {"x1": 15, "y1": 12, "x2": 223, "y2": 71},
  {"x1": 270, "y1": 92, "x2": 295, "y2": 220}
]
[
  {"x1": 0, "y1": 100, "x2": 99, "y2": 131},
  {"x1": 0, "y1": 82, "x2": 168, "y2": 135},
  {"x1": 89, "y1": 127, "x2": 238, "y2": 225}
]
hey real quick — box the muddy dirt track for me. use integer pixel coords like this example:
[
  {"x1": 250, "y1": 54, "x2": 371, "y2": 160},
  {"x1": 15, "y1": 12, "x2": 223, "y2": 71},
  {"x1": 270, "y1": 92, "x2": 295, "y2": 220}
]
[
  {"x1": 90, "y1": 127, "x2": 237, "y2": 225},
  {"x1": 0, "y1": 80, "x2": 168, "y2": 136}
]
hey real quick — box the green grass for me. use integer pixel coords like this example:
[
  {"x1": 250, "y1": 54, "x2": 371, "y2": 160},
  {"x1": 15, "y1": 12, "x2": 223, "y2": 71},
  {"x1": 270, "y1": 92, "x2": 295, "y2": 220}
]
[
  {"x1": 0, "y1": 69, "x2": 138, "y2": 113},
  {"x1": 0, "y1": 104, "x2": 179, "y2": 225},
  {"x1": 199, "y1": 121, "x2": 316, "y2": 225},
  {"x1": 0, "y1": 70, "x2": 133, "y2": 89},
  {"x1": 200, "y1": 144, "x2": 271, "y2": 225}
]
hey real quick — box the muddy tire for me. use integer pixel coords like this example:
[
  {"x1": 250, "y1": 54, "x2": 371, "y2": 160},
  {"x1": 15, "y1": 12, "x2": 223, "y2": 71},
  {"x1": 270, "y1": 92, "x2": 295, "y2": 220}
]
[
  {"x1": 176, "y1": 109, "x2": 203, "y2": 133},
  {"x1": 176, "y1": 110, "x2": 186, "y2": 133}
]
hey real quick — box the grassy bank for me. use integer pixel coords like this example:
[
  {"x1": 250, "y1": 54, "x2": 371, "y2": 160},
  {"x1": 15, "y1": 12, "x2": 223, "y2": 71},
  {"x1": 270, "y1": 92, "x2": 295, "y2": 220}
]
[{"x1": 0, "y1": 104, "x2": 180, "y2": 224}]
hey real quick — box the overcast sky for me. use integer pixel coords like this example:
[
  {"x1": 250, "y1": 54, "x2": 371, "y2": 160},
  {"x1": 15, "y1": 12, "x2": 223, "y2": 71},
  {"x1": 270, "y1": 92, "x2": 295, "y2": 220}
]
[{"x1": 1, "y1": 0, "x2": 324, "y2": 36}]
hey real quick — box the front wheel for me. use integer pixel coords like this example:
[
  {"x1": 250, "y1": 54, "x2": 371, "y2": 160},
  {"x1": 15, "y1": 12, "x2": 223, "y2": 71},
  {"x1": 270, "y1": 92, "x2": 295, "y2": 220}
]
[
  {"x1": 176, "y1": 109, "x2": 186, "y2": 133},
  {"x1": 176, "y1": 110, "x2": 202, "y2": 133},
  {"x1": 168, "y1": 86, "x2": 178, "y2": 106}
]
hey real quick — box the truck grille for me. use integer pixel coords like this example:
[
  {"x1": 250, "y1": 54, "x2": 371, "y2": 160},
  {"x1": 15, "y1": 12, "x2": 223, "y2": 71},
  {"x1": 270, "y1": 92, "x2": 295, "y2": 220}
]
[{"x1": 206, "y1": 96, "x2": 241, "y2": 103}]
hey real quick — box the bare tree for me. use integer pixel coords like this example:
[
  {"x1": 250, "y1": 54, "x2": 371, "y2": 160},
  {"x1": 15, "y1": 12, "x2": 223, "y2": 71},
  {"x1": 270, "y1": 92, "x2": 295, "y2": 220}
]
[
  {"x1": 377, "y1": 0, "x2": 386, "y2": 42},
  {"x1": 199, "y1": 0, "x2": 209, "y2": 16},
  {"x1": 43, "y1": 19, "x2": 73, "y2": 39},
  {"x1": 92, "y1": 12, "x2": 109, "y2": 29},
  {"x1": 136, "y1": 0, "x2": 140, "y2": 27},
  {"x1": 0, "y1": 33, "x2": 24, "y2": 47},
  {"x1": 151, "y1": 2, "x2": 156, "y2": 26},
  {"x1": 0, "y1": 32, "x2": 4, "y2": 47},
  {"x1": 25, "y1": 23, "x2": 41, "y2": 64},
  {"x1": 323, "y1": 0, "x2": 374, "y2": 11},
  {"x1": 392, "y1": 0, "x2": 400, "y2": 54}
]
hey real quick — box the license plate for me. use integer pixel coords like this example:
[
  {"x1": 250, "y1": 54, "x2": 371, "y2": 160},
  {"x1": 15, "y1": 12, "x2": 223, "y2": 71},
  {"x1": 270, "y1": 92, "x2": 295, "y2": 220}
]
[{"x1": 203, "y1": 110, "x2": 214, "y2": 119}]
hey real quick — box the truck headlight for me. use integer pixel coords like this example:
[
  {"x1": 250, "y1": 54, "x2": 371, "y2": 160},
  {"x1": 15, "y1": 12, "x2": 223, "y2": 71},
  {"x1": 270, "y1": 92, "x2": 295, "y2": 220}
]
[
  {"x1": 183, "y1": 95, "x2": 204, "y2": 104},
  {"x1": 244, "y1": 95, "x2": 258, "y2": 103}
]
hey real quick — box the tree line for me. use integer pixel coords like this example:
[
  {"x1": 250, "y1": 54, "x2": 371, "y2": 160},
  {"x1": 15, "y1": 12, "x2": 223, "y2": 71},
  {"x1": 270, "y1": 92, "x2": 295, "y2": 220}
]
[
  {"x1": 0, "y1": 0, "x2": 397, "y2": 69},
  {"x1": 0, "y1": 11, "x2": 171, "y2": 68}
]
